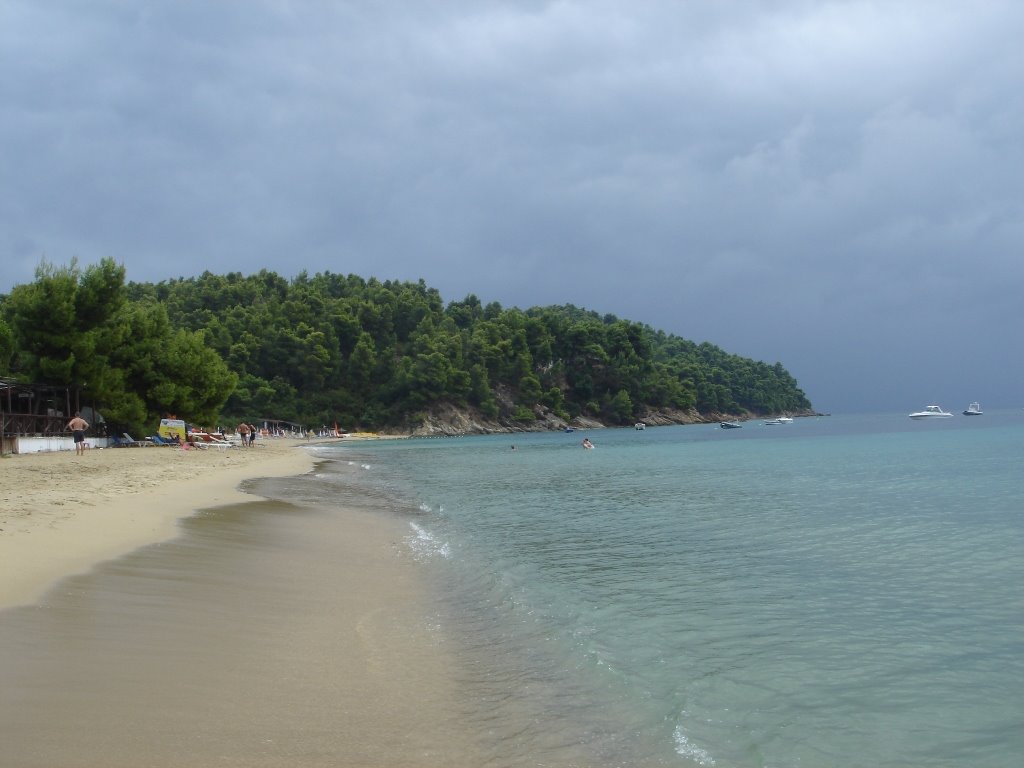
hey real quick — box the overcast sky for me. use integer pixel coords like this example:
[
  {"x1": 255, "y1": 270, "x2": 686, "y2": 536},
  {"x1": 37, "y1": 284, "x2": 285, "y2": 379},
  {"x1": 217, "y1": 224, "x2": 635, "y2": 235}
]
[{"x1": 2, "y1": 1, "x2": 1022, "y2": 413}]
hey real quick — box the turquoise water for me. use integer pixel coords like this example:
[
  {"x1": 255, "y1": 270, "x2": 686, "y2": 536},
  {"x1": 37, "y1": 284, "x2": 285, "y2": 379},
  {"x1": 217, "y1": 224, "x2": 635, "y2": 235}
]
[{"x1": 312, "y1": 413, "x2": 1024, "y2": 767}]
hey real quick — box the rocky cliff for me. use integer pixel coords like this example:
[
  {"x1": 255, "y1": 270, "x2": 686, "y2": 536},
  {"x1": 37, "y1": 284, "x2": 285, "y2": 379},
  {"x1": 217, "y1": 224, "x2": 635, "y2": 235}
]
[{"x1": 386, "y1": 401, "x2": 814, "y2": 437}]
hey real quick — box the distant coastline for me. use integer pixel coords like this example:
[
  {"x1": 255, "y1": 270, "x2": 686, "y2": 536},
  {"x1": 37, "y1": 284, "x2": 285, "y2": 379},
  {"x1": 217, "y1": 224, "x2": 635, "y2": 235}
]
[{"x1": 391, "y1": 402, "x2": 822, "y2": 437}]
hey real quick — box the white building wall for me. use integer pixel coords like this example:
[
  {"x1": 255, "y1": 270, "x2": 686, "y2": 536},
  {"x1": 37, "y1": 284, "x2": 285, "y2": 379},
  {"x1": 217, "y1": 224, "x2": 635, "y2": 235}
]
[{"x1": 11, "y1": 436, "x2": 113, "y2": 454}]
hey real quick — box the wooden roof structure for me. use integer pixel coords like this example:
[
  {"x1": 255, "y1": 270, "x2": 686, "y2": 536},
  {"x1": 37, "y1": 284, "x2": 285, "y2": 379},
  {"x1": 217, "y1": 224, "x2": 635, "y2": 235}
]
[{"x1": 0, "y1": 377, "x2": 86, "y2": 451}]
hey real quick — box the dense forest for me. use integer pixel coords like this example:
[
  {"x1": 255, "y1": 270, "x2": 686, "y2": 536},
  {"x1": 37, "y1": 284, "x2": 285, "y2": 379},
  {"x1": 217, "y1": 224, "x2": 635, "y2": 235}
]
[{"x1": 0, "y1": 259, "x2": 812, "y2": 435}]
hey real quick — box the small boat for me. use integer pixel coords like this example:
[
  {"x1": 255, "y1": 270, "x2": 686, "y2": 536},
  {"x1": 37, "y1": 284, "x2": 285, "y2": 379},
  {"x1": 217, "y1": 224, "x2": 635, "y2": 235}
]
[
  {"x1": 634, "y1": 422, "x2": 646, "y2": 430},
  {"x1": 909, "y1": 405, "x2": 953, "y2": 419},
  {"x1": 720, "y1": 421, "x2": 742, "y2": 429},
  {"x1": 963, "y1": 402, "x2": 983, "y2": 416}
]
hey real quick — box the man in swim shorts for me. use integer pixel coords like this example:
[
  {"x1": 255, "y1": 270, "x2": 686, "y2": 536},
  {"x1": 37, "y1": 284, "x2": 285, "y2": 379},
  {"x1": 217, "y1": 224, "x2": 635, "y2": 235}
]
[{"x1": 66, "y1": 412, "x2": 90, "y2": 456}]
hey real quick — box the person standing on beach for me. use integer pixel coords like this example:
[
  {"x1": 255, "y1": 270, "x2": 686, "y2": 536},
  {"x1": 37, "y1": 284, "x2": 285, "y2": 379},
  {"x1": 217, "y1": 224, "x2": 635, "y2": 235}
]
[
  {"x1": 237, "y1": 422, "x2": 250, "y2": 447},
  {"x1": 66, "y1": 412, "x2": 89, "y2": 456}
]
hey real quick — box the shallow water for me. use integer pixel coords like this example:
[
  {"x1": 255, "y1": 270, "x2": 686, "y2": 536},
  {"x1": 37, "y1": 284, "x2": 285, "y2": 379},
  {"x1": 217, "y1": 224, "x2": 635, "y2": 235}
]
[{"x1": 313, "y1": 413, "x2": 1024, "y2": 767}]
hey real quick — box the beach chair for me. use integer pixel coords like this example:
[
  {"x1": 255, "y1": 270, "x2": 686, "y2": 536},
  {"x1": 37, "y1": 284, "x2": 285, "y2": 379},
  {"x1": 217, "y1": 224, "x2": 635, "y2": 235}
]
[
  {"x1": 184, "y1": 432, "x2": 228, "y2": 449},
  {"x1": 122, "y1": 432, "x2": 150, "y2": 447},
  {"x1": 146, "y1": 434, "x2": 176, "y2": 447}
]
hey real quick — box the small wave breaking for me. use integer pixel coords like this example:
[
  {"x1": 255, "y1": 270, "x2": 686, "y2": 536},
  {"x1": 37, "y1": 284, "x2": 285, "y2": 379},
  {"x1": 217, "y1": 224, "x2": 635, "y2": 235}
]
[
  {"x1": 673, "y1": 723, "x2": 715, "y2": 766},
  {"x1": 407, "y1": 521, "x2": 451, "y2": 560}
]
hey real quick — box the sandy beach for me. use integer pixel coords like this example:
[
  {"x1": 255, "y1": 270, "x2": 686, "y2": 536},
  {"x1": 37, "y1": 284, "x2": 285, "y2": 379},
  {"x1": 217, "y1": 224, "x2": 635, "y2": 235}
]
[
  {"x1": 0, "y1": 438, "x2": 316, "y2": 611},
  {"x1": 0, "y1": 438, "x2": 485, "y2": 766}
]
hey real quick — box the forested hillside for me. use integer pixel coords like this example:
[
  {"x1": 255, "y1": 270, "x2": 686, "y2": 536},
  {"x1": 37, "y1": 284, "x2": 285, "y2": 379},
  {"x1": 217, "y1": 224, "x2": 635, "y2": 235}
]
[
  {"x1": 126, "y1": 269, "x2": 811, "y2": 431},
  {"x1": 0, "y1": 261, "x2": 811, "y2": 434}
]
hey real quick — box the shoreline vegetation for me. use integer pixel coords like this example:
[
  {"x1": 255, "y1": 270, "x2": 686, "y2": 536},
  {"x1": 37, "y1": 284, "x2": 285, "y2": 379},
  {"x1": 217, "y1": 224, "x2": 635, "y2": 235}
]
[{"x1": 0, "y1": 262, "x2": 814, "y2": 443}]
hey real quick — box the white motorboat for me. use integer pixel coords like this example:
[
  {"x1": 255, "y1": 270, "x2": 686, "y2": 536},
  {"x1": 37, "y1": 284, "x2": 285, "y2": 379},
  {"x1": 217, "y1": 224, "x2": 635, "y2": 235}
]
[
  {"x1": 720, "y1": 421, "x2": 742, "y2": 429},
  {"x1": 634, "y1": 422, "x2": 646, "y2": 430},
  {"x1": 764, "y1": 417, "x2": 793, "y2": 425},
  {"x1": 908, "y1": 405, "x2": 953, "y2": 419},
  {"x1": 963, "y1": 402, "x2": 983, "y2": 416}
]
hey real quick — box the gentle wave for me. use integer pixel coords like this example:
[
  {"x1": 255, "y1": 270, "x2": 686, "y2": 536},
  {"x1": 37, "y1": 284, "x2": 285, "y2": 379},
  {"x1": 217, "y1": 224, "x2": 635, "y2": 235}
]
[
  {"x1": 673, "y1": 722, "x2": 716, "y2": 767},
  {"x1": 407, "y1": 521, "x2": 450, "y2": 560}
]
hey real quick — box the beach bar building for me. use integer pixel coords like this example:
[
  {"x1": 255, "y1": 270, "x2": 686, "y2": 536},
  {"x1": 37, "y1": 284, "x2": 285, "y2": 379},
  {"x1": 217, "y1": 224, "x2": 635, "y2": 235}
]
[{"x1": 0, "y1": 377, "x2": 99, "y2": 454}]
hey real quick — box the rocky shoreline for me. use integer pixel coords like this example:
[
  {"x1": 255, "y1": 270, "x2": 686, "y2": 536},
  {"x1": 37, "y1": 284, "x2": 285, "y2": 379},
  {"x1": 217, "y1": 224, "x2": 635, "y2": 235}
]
[{"x1": 385, "y1": 401, "x2": 820, "y2": 438}]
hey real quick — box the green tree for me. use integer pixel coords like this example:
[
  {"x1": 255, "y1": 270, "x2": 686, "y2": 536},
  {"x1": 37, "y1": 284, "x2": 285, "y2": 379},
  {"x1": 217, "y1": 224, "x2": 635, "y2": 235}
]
[
  {"x1": 0, "y1": 316, "x2": 14, "y2": 373},
  {"x1": 4, "y1": 260, "x2": 236, "y2": 434},
  {"x1": 4, "y1": 258, "x2": 129, "y2": 403},
  {"x1": 347, "y1": 331, "x2": 378, "y2": 396},
  {"x1": 109, "y1": 272, "x2": 812, "y2": 430},
  {"x1": 605, "y1": 388, "x2": 634, "y2": 423}
]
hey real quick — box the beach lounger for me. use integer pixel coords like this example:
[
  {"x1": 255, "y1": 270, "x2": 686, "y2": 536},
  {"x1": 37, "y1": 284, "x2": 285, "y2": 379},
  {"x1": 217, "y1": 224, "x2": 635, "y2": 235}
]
[
  {"x1": 188, "y1": 432, "x2": 232, "y2": 449},
  {"x1": 121, "y1": 432, "x2": 151, "y2": 447}
]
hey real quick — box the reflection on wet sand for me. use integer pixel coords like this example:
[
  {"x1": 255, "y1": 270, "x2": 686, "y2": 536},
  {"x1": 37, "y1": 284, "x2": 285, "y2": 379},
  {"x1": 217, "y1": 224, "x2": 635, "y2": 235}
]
[{"x1": 0, "y1": 496, "x2": 482, "y2": 768}]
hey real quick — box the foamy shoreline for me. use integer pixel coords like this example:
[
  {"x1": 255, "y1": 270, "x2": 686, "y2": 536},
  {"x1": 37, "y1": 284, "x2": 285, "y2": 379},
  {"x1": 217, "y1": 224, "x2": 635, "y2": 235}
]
[{"x1": 0, "y1": 438, "x2": 320, "y2": 610}]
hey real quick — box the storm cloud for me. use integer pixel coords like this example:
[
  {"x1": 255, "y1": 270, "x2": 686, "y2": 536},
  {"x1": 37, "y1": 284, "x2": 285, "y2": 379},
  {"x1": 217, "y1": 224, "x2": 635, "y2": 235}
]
[{"x1": 3, "y1": 1, "x2": 1022, "y2": 412}]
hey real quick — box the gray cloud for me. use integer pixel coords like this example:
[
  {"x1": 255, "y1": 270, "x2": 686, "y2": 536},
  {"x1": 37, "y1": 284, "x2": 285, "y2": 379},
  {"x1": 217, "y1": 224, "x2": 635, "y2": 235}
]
[{"x1": 3, "y1": 0, "x2": 1022, "y2": 412}]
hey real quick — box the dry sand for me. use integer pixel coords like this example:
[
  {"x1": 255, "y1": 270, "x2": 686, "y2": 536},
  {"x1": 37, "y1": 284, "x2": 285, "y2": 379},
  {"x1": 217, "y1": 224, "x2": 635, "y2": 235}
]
[{"x1": 0, "y1": 438, "x2": 316, "y2": 610}]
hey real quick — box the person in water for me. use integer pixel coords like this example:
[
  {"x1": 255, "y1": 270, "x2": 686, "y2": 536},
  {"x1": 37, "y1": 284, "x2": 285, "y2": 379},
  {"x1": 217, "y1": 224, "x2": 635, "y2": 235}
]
[{"x1": 581, "y1": 438, "x2": 594, "y2": 449}]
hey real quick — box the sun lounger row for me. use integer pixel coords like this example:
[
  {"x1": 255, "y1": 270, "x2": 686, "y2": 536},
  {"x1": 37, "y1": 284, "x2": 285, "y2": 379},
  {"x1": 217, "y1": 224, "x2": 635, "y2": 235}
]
[
  {"x1": 147, "y1": 433, "x2": 234, "y2": 449},
  {"x1": 110, "y1": 431, "x2": 236, "y2": 448}
]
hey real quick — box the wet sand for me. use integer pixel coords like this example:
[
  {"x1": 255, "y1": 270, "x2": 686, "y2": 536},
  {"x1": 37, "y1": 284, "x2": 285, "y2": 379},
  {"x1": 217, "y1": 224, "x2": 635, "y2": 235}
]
[
  {"x1": 0, "y1": 440, "x2": 483, "y2": 766},
  {"x1": 0, "y1": 438, "x2": 315, "y2": 610}
]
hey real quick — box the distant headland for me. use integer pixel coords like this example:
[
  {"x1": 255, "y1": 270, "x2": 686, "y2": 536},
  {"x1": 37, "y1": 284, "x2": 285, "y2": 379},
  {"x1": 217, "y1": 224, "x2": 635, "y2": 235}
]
[{"x1": 0, "y1": 260, "x2": 812, "y2": 439}]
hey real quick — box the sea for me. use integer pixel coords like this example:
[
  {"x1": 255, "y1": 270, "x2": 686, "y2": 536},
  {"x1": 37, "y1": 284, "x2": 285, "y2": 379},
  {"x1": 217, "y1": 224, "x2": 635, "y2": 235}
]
[
  {"x1": 2, "y1": 411, "x2": 1023, "y2": 767},
  {"x1": 307, "y1": 411, "x2": 1024, "y2": 768}
]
